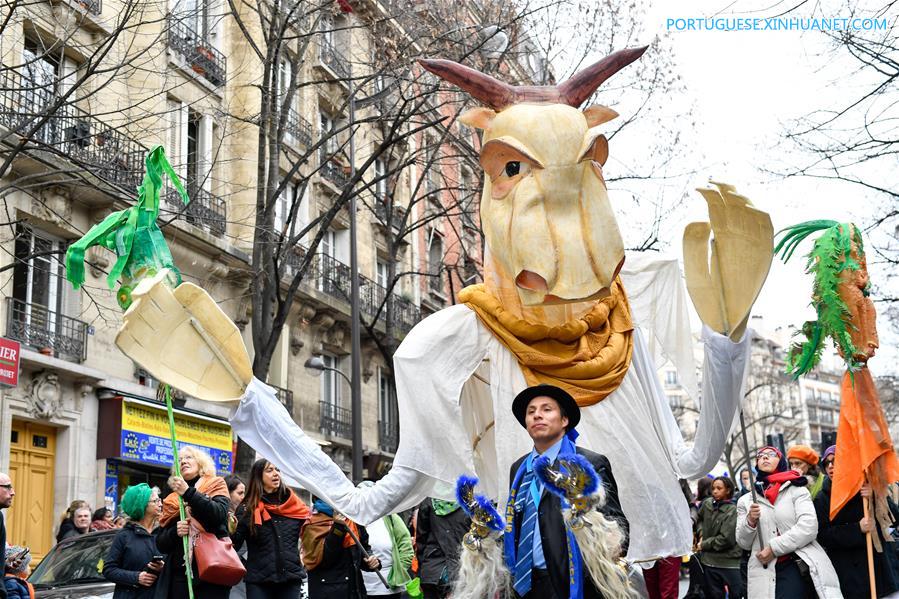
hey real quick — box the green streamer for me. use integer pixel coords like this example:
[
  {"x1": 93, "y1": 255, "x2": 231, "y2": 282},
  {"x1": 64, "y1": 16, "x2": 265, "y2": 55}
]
[
  {"x1": 164, "y1": 384, "x2": 195, "y2": 599},
  {"x1": 65, "y1": 145, "x2": 189, "y2": 309}
]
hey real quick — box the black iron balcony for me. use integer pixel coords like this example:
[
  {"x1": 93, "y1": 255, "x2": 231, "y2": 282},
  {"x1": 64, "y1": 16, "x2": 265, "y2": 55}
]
[
  {"x1": 316, "y1": 253, "x2": 351, "y2": 299},
  {"x1": 0, "y1": 68, "x2": 148, "y2": 192},
  {"x1": 285, "y1": 109, "x2": 312, "y2": 148},
  {"x1": 163, "y1": 185, "x2": 227, "y2": 237},
  {"x1": 320, "y1": 401, "x2": 352, "y2": 439},
  {"x1": 318, "y1": 41, "x2": 350, "y2": 79},
  {"x1": 359, "y1": 274, "x2": 419, "y2": 333},
  {"x1": 320, "y1": 158, "x2": 349, "y2": 188},
  {"x1": 6, "y1": 298, "x2": 88, "y2": 363},
  {"x1": 0, "y1": 67, "x2": 229, "y2": 240},
  {"x1": 379, "y1": 420, "x2": 399, "y2": 453},
  {"x1": 167, "y1": 15, "x2": 227, "y2": 87},
  {"x1": 272, "y1": 384, "x2": 294, "y2": 413}
]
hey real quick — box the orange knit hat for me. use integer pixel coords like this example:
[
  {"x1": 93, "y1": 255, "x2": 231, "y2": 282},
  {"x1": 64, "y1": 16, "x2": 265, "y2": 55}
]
[{"x1": 787, "y1": 444, "x2": 819, "y2": 466}]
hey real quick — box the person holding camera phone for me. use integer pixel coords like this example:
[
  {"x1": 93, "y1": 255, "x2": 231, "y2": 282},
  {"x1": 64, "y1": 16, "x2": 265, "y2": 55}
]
[
  {"x1": 4, "y1": 545, "x2": 33, "y2": 599},
  {"x1": 103, "y1": 483, "x2": 164, "y2": 599}
]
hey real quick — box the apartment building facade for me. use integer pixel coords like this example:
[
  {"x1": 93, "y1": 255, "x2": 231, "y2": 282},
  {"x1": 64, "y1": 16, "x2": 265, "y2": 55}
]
[{"x1": 0, "y1": 0, "x2": 544, "y2": 558}]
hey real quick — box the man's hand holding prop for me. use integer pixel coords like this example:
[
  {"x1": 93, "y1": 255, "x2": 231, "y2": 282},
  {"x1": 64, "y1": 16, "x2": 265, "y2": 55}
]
[
  {"x1": 452, "y1": 476, "x2": 509, "y2": 599},
  {"x1": 534, "y1": 455, "x2": 635, "y2": 598}
]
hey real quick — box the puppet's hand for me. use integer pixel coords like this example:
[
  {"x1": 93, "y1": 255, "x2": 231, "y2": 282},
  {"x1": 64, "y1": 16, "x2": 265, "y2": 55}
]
[
  {"x1": 115, "y1": 270, "x2": 253, "y2": 401},
  {"x1": 683, "y1": 182, "x2": 773, "y2": 342}
]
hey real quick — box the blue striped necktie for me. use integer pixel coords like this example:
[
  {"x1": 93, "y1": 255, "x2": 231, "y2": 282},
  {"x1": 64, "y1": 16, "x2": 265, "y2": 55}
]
[{"x1": 513, "y1": 469, "x2": 537, "y2": 596}]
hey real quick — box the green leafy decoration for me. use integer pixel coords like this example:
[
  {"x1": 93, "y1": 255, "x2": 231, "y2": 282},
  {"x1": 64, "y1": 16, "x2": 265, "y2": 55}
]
[{"x1": 775, "y1": 220, "x2": 863, "y2": 378}]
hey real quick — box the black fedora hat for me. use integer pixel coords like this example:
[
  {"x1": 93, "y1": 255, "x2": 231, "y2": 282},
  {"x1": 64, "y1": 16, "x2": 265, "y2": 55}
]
[{"x1": 511, "y1": 384, "x2": 580, "y2": 430}]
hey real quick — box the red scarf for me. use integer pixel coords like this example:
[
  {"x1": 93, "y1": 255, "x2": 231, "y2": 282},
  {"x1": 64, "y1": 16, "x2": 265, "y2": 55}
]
[
  {"x1": 253, "y1": 491, "x2": 311, "y2": 526},
  {"x1": 763, "y1": 469, "x2": 805, "y2": 504}
]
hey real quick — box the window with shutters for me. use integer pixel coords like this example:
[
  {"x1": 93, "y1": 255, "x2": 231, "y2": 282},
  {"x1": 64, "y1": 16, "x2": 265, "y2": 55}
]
[
  {"x1": 427, "y1": 229, "x2": 444, "y2": 295},
  {"x1": 378, "y1": 369, "x2": 399, "y2": 453},
  {"x1": 319, "y1": 355, "x2": 351, "y2": 439},
  {"x1": 9, "y1": 226, "x2": 87, "y2": 362}
]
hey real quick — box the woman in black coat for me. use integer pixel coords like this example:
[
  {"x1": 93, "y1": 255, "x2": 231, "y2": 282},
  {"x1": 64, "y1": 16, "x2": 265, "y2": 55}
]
[
  {"x1": 154, "y1": 447, "x2": 232, "y2": 599},
  {"x1": 103, "y1": 484, "x2": 163, "y2": 599},
  {"x1": 232, "y1": 459, "x2": 311, "y2": 599},
  {"x1": 415, "y1": 498, "x2": 471, "y2": 599},
  {"x1": 814, "y1": 447, "x2": 899, "y2": 598},
  {"x1": 301, "y1": 499, "x2": 380, "y2": 599}
]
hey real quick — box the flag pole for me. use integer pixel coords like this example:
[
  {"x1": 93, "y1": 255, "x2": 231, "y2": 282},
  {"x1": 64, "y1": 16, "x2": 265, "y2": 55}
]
[
  {"x1": 738, "y1": 410, "x2": 769, "y2": 568},
  {"x1": 164, "y1": 384, "x2": 195, "y2": 599},
  {"x1": 863, "y1": 483, "x2": 876, "y2": 599}
]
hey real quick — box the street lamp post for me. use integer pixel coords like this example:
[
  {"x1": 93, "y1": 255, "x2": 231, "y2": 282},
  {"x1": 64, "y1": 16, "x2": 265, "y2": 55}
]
[
  {"x1": 305, "y1": 355, "x2": 352, "y2": 386},
  {"x1": 347, "y1": 77, "x2": 363, "y2": 484}
]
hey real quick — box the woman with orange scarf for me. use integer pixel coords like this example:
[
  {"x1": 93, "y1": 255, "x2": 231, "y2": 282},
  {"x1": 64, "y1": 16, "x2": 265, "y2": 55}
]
[
  {"x1": 154, "y1": 446, "x2": 231, "y2": 599},
  {"x1": 232, "y1": 459, "x2": 311, "y2": 599}
]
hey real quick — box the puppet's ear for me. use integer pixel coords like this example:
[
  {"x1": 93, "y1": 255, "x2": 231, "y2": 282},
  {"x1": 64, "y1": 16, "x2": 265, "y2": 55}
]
[
  {"x1": 577, "y1": 129, "x2": 609, "y2": 166},
  {"x1": 582, "y1": 105, "x2": 618, "y2": 128},
  {"x1": 459, "y1": 107, "x2": 497, "y2": 130}
]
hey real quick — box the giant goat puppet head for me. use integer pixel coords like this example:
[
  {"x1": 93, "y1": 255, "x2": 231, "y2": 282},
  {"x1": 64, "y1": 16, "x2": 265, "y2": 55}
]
[{"x1": 420, "y1": 48, "x2": 646, "y2": 307}]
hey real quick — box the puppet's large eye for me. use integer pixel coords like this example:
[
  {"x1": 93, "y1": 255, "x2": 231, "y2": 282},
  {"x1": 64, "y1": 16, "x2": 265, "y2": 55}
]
[{"x1": 502, "y1": 161, "x2": 530, "y2": 179}]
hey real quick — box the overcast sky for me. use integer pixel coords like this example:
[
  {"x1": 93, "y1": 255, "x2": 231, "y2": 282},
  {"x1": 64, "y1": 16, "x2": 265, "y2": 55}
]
[{"x1": 610, "y1": 0, "x2": 899, "y2": 370}]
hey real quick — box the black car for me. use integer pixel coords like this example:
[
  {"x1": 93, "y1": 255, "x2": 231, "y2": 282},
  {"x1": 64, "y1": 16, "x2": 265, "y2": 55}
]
[{"x1": 28, "y1": 529, "x2": 116, "y2": 598}]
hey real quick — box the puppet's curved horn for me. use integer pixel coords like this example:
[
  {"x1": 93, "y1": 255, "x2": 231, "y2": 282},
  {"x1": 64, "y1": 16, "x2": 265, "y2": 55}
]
[
  {"x1": 559, "y1": 46, "x2": 649, "y2": 108},
  {"x1": 419, "y1": 58, "x2": 516, "y2": 110}
]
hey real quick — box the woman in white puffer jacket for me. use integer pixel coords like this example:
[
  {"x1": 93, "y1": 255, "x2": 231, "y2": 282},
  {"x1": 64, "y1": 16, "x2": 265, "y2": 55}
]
[{"x1": 736, "y1": 446, "x2": 842, "y2": 599}]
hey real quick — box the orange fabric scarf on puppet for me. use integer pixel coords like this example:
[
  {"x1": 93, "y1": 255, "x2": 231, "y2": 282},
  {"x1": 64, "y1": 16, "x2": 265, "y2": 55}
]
[
  {"x1": 160, "y1": 475, "x2": 229, "y2": 527},
  {"x1": 459, "y1": 278, "x2": 634, "y2": 406}
]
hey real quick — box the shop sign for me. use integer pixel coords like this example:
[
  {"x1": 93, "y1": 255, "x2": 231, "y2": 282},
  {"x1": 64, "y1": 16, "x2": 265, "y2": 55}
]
[
  {"x1": 104, "y1": 461, "x2": 119, "y2": 512},
  {"x1": 120, "y1": 400, "x2": 233, "y2": 474},
  {"x1": 0, "y1": 338, "x2": 20, "y2": 387}
]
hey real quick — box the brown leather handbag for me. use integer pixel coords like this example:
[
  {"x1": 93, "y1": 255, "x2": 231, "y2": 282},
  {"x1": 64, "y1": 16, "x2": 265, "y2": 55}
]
[{"x1": 191, "y1": 520, "x2": 246, "y2": 586}]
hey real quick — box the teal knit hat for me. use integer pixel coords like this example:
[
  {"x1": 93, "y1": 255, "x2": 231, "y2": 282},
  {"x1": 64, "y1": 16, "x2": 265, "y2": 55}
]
[{"x1": 119, "y1": 483, "x2": 152, "y2": 520}]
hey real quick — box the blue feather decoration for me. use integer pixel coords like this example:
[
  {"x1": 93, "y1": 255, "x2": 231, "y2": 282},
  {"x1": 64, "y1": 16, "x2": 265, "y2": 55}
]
[
  {"x1": 534, "y1": 454, "x2": 601, "y2": 500},
  {"x1": 455, "y1": 474, "x2": 504, "y2": 532}
]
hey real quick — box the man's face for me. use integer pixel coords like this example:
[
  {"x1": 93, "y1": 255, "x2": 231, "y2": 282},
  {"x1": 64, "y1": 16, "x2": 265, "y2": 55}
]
[
  {"x1": 73, "y1": 508, "x2": 91, "y2": 531},
  {"x1": 740, "y1": 470, "x2": 751, "y2": 488},
  {"x1": 525, "y1": 396, "x2": 569, "y2": 446},
  {"x1": 0, "y1": 474, "x2": 14, "y2": 509}
]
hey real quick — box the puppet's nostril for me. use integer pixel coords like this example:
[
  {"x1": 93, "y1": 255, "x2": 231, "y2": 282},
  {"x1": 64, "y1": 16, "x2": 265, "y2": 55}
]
[{"x1": 515, "y1": 270, "x2": 548, "y2": 292}]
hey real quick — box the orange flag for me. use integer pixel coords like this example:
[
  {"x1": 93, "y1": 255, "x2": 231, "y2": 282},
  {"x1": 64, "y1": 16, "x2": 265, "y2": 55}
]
[{"x1": 830, "y1": 367, "x2": 899, "y2": 520}]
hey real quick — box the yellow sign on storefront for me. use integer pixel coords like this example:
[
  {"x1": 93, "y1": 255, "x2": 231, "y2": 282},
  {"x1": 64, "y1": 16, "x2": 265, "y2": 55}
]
[{"x1": 121, "y1": 401, "x2": 232, "y2": 451}]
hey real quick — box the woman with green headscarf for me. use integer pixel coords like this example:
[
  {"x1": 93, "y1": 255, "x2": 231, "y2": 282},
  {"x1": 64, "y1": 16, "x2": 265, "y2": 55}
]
[{"x1": 103, "y1": 484, "x2": 164, "y2": 599}]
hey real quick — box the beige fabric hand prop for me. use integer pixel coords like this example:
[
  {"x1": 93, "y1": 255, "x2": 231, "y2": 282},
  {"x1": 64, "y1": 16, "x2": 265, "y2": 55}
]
[
  {"x1": 115, "y1": 270, "x2": 253, "y2": 401},
  {"x1": 683, "y1": 182, "x2": 773, "y2": 342}
]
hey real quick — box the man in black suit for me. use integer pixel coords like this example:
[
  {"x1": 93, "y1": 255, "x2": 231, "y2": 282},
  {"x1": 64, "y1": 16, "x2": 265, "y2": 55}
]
[
  {"x1": 507, "y1": 384, "x2": 629, "y2": 599},
  {"x1": 0, "y1": 472, "x2": 15, "y2": 599}
]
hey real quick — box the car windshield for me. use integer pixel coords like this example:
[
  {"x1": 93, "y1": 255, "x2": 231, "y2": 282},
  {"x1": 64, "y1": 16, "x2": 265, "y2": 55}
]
[{"x1": 29, "y1": 533, "x2": 114, "y2": 587}]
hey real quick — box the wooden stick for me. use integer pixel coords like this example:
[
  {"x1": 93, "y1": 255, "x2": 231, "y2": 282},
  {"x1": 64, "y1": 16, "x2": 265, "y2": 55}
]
[
  {"x1": 738, "y1": 410, "x2": 769, "y2": 568},
  {"x1": 863, "y1": 491, "x2": 876, "y2": 599}
]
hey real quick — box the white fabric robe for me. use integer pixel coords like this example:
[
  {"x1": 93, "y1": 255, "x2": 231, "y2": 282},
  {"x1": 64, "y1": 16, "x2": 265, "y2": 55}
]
[{"x1": 231, "y1": 253, "x2": 751, "y2": 562}]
